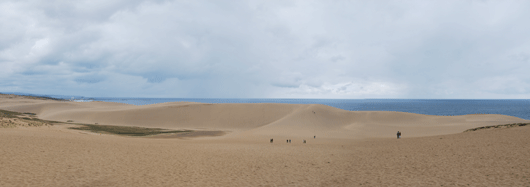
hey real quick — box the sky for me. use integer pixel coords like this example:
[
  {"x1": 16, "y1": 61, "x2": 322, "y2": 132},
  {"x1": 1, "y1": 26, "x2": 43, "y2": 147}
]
[{"x1": 1, "y1": 0, "x2": 529, "y2": 99}]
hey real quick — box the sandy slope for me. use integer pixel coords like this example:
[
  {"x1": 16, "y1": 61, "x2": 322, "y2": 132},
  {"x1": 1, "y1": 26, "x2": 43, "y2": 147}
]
[
  {"x1": 1, "y1": 97, "x2": 527, "y2": 139},
  {"x1": 1, "y1": 96, "x2": 530, "y2": 186},
  {"x1": 1, "y1": 123, "x2": 529, "y2": 186}
]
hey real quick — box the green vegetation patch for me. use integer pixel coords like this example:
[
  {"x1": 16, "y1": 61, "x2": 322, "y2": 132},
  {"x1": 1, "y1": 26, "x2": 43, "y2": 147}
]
[
  {"x1": 69, "y1": 124, "x2": 192, "y2": 136},
  {"x1": 1, "y1": 109, "x2": 60, "y2": 127},
  {"x1": 464, "y1": 123, "x2": 529, "y2": 132},
  {"x1": 0, "y1": 109, "x2": 23, "y2": 118}
]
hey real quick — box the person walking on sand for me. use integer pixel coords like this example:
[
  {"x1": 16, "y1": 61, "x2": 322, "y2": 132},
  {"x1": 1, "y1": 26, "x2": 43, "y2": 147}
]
[{"x1": 397, "y1": 131, "x2": 401, "y2": 139}]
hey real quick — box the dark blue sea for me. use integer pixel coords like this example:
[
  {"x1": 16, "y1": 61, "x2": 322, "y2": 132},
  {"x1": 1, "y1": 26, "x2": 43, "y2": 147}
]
[
  {"x1": 75, "y1": 97, "x2": 530, "y2": 120},
  {"x1": 3, "y1": 93, "x2": 529, "y2": 120}
]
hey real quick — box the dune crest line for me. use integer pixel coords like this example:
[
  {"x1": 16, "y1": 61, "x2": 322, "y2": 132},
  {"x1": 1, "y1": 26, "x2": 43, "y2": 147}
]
[{"x1": 2, "y1": 95, "x2": 529, "y2": 139}]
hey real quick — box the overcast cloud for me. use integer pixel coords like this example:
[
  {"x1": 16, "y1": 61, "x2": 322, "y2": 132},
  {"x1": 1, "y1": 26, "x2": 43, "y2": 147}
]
[{"x1": 1, "y1": 0, "x2": 529, "y2": 98}]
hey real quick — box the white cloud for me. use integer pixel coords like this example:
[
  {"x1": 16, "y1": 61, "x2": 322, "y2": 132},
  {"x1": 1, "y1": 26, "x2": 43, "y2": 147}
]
[
  {"x1": 274, "y1": 81, "x2": 407, "y2": 98},
  {"x1": 1, "y1": 0, "x2": 529, "y2": 98}
]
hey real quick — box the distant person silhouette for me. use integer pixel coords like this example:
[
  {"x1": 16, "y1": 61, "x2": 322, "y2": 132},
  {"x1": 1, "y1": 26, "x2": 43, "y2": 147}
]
[
  {"x1": 397, "y1": 131, "x2": 401, "y2": 139},
  {"x1": 270, "y1": 139, "x2": 273, "y2": 143}
]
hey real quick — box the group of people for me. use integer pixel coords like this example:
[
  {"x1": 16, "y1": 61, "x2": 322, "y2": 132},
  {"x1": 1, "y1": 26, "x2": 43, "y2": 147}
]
[
  {"x1": 271, "y1": 132, "x2": 402, "y2": 143},
  {"x1": 271, "y1": 133, "x2": 401, "y2": 142},
  {"x1": 269, "y1": 135, "x2": 314, "y2": 143}
]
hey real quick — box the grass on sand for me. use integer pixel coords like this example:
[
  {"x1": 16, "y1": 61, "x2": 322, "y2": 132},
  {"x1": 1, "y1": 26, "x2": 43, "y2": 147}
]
[
  {"x1": 1, "y1": 109, "x2": 192, "y2": 136},
  {"x1": 464, "y1": 123, "x2": 529, "y2": 132},
  {"x1": 69, "y1": 124, "x2": 192, "y2": 136},
  {"x1": 0, "y1": 109, "x2": 60, "y2": 127}
]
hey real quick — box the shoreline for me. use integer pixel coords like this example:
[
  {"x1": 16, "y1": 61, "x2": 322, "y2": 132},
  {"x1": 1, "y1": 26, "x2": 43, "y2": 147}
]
[
  {"x1": 2, "y1": 92, "x2": 530, "y2": 119},
  {"x1": 0, "y1": 92, "x2": 67, "y2": 101}
]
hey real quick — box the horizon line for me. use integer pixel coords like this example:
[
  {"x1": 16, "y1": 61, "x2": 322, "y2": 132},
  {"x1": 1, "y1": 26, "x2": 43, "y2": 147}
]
[{"x1": 1, "y1": 92, "x2": 528, "y2": 100}]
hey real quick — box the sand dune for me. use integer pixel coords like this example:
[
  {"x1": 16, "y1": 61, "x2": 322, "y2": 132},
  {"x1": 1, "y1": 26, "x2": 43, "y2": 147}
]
[
  {"x1": 1, "y1": 95, "x2": 530, "y2": 186},
  {"x1": 1, "y1": 97, "x2": 527, "y2": 139},
  {"x1": 1, "y1": 121, "x2": 529, "y2": 186}
]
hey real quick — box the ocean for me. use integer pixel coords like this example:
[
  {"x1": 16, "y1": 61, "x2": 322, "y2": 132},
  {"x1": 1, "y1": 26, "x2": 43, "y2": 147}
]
[
  {"x1": 71, "y1": 97, "x2": 530, "y2": 120},
  {"x1": 3, "y1": 92, "x2": 529, "y2": 120}
]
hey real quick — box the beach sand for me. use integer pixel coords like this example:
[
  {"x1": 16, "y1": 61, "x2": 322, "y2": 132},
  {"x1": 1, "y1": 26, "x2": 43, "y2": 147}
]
[{"x1": 1, "y1": 95, "x2": 529, "y2": 186}]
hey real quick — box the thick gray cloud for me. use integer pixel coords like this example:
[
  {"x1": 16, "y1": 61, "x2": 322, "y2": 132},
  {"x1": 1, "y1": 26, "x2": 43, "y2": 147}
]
[{"x1": 1, "y1": 0, "x2": 529, "y2": 98}]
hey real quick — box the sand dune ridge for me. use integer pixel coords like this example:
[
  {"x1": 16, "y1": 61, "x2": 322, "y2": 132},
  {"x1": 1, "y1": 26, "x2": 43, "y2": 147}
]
[{"x1": 1, "y1": 98, "x2": 528, "y2": 139}]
